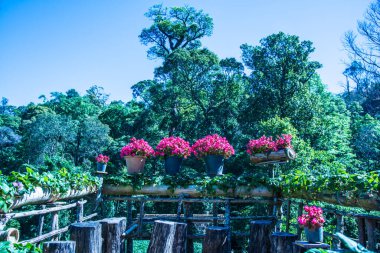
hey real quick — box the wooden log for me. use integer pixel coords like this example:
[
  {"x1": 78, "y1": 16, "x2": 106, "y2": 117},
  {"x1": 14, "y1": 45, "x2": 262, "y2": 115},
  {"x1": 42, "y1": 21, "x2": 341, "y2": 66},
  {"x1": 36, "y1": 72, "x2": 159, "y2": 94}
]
[
  {"x1": 184, "y1": 202, "x2": 194, "y2": 253},
  {"x1": 100, "y1": 217, "x2": 126, "y2": 253},
  {"x1": 248, "y1": 220, "x2": 274, "y2": 253},
  {"x1": 202, "y1": 226, "x2": 228, "y2": 253},
  {"x1": 250, "y1": 148, "x2": 296, "y2": 164},
  {"x1": 43, "y1": 241, "x2": 76, "y2": 253},
  {"x1": 51, "y1": 211, "x2": 59, "y2": 241},
  {"x1": 147, "y1": 220, "x2": 187, "y2": 253},
  {"x1": 37, "y1": 205, "x2": 46, "y2": 236},
  {"x1": 126, "y1": 200, "x2": 133, "y2": 253},
  {"x1": 76, "y1": 201, "x2": 84, "y2": 223},
  {"x1": 365, "y1": 218, "x2": 377, "y2": 251},
  {"x1": 0, "y1": 228, "x2": 19, "y2": 243},
  {"x1": 357, "y1": 217, "x2": 366, "y2": 247},
  {"x1": 103, "y1": 184, "x2": 380, "y2": 211},
  {"x1": 70, "y1": 222, "x2": 102, "y2": 253},
  {"x1": 270, "y1": 232, "x2": 298, "y2": 253}
]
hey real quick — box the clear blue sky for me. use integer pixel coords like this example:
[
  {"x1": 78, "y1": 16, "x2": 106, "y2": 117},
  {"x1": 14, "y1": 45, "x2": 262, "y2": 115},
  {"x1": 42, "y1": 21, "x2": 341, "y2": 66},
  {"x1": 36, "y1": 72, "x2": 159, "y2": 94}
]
[{"x1": 0, "y1": 0, "x2": 372, "y2": 105}]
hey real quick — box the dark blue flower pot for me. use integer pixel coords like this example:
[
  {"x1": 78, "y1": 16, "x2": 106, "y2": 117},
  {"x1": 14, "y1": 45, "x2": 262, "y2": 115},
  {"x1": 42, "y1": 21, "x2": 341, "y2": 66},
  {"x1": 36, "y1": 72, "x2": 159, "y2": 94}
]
[
  {"x1": 164, "y1": 156, "x2": 183, "y2": 175},
  {"x1": 97, "y1": 163, "x2": 107, "y2": 172},
  {"x1": 304, "y1": 227, "x2": 323, "y2": 243},
  {"x1": 205, "y1": 155, "x2": 224, "y2": 177}
]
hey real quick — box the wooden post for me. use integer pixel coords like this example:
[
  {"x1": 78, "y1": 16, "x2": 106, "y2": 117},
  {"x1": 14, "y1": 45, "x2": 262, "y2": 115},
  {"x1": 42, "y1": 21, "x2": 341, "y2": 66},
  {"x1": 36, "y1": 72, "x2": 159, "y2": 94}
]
[
  {"x1": 147, "y1": 220, "x2": 187, "y2": 253},
  {"x1": 212, "y1": 202, "x2": 218, "y2": 226},
  {"x1": 270, "y1": 232, "x2": 298, "y2": 253},
  {"x1": 365, "y1": 218, "x2": 376, "y2": 251},
  {"x1": 70, "y1": 221, "x2": 102, "y2": 253},
  {"x1": 138, "y1": 199, "x2": 145, "y2": 236},
  {"x1": 76, "y1": 201, "x2": 84, "y2": 223},
  {"x1": 357, "y1": 217, "x2": 366, "y2": 247},
  {"x1": 184, "y1": 202, "x2": 194, "y2": 253},
  {"x1": 176, "y1": 195, "x2": 183, "y2": 222},
  {"x1": 51, "y1": 211, "x2": 59, "y2": 241},
  {"x1": 37, "y1": 205, "x2": 46, "y2": 236},
  {"x1": 43, "y1": 241, "x2": 76, "y2": 253},
  {"x1": 285, "y1": 200, "x2": 291, "y2": 233},
  {"x1": 297, "y1": 203, "x2": 304, "y2": 239},
  {"x1": 202, "y1": 226, "x2": 228, "y2": 253},
  {"x1": 248, "y1": 220, "x2": 274, "y2": 253},
  {"x1": 100, "y1": 218, "x2": 126, "y2": 253},
  {"x1": 292, "y1": 241, "x2": 330, "y2": 253},
  {"x1": 126, "y1": 200, "x2": 133, "y2": 253},
  {"x1": 332, "y1": 214, "x2": 344, "y2": 250},
  {"x1": 224, "y1": 200, "x2": 231, "y2": 253}
]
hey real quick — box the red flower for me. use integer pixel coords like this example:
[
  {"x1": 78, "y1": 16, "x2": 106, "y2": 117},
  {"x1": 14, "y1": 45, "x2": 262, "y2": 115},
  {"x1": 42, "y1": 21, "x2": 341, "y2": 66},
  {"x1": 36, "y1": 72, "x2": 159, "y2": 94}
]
[
  {"x1": 120, "y1": 137, "x2": 154, "y2": 158},
  {"x1": 155, "y1": 137, "x2": 191, "y2": 158},
  {"x1": 192, "y1": 134, "x2": 235, "y2": 159}
]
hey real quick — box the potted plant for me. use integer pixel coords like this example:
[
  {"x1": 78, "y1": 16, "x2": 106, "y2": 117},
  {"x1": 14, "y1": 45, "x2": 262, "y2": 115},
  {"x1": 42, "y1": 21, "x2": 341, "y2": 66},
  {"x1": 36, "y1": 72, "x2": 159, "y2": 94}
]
[
  {"x1": 120, "y1": 137, "x2": 154, "y2": 174},
  {"x1": 192, "y1": 134, "x2": 235, "y2": 176},
  {"x1": 96, "y1": 154, "x2": 109, "y2": 172},
  {"x1": 155, "y1": 137, "x2": 191, "y2": 175},
  {"x1": 298, "y1": 205, "x2": 325, "y2": 243},
  {"x1": 247, "y1": 134, "x2": 296, "y2": 164}
]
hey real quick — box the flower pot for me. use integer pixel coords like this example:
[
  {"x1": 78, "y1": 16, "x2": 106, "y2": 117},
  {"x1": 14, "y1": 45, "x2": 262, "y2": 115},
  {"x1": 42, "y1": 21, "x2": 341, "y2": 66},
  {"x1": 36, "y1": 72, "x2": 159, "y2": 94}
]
[
  {"x1": 164, "y1": 156, "x2": 183, "y2": 175},
  {"x1": 97, "y1": 163, "x2": 107, "y2": 172},
  {"x1": 205, "y1": 155, "x2": 224, "y2": 176},
  {"x1": 304, "y1": 227, "x2": 323, "y2": 243},
  {"x1": 124, "y1": 156, "x2": 146, "y2": 174}
]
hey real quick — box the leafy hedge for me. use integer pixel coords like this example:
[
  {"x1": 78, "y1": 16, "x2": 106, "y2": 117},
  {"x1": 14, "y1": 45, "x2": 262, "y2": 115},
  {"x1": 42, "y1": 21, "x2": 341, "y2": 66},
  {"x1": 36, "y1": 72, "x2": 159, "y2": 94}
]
[
  {"x1": 0, "y1": 242, "x2": 41, "y2": 253},
  {"x1": 0, "y1": 167, "x2": 100, "y2": 213}
]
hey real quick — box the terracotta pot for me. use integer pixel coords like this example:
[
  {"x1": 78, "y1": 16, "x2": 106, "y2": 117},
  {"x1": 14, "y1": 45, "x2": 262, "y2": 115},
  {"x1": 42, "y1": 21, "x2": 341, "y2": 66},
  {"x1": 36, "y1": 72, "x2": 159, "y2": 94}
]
[{"x1": 124, "y1": 156, "x2": 146, "y2": 174}]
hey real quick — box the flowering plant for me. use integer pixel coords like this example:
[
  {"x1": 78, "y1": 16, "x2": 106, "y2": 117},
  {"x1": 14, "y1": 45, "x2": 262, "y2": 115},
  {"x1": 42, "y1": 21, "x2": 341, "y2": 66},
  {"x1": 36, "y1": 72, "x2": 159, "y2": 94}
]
[
  {"x1": 246, "y1": 134, "x2": 293, "y2": 155},
  {"x1": 246, "y1": 136, "x2": 277, "y2": 155},
  {"x1": 155, "y1": 137, "x2": 191, "y2": 158},
  {"x1": 297, "y1": 205, "x2": 325, "y2": 229},
  {"x1": 192, "y1": 134, "x2": 235, "y2": 159},
  {"x1": 276, "y1": 134, "x2": 292, "y2": 150},
  {"x1": 96, "y1": 154, "x2": 109, "y2": 164},
  {"x1": 120, "y1": 137, "x2": 154, "y2": 158}
]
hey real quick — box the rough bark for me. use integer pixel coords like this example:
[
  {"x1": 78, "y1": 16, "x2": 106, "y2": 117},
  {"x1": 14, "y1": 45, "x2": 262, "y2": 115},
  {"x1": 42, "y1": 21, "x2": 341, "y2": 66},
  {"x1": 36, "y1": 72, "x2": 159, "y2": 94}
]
[
  {"x1": 270, "y1": 232, "x2": 298, "y2": 253},
  {"x1": 70, "y1": 222, "x2": 102, "y2": 253},
  {"x1": 202, "y1": 226, "x2": 228, "y2": 253},
  {"x1": 43, "y1": 241, "x2": 76, "y2": 253},
  {"x1": 248, "y1": 220, "x2": 274, "y2": 253},
  {"x1": 147, "y1": 220, "x2": 187, "y2": 253},
  {"x1": 0, "y1": 228, "x2": 19, "y2": 243},
  {"x1": 100, "y1": 218, "x2": 126, "y2": 253}
]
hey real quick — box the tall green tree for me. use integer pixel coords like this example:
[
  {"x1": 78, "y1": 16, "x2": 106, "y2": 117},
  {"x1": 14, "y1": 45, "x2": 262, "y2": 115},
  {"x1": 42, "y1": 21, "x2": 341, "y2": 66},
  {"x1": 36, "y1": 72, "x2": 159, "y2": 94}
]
[{"x1": 139, "y1": 5, "x2": 213, "y2": 59}]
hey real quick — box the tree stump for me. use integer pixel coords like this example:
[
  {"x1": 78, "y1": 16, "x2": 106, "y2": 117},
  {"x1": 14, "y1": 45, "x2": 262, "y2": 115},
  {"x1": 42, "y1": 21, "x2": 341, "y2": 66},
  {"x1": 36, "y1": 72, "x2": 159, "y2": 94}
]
[
  {"x1": 100, "y1": 217, "x2": 126, "y2": 253},
  {"x1": 202, "y1": 226, "x2": 228, "y2": 253},
  {"x1": 43, "y1": 241, "x2": 76, "y2": 253},
  {"x1": 270, "y1": 232, "x2": 298, "y2": 253},
  {"x1": 147, "y1": 220, "x2": 187, "y2": 253},
  {"x1": 248, "y1": 220, "x2": 274, "y2": 253},
  {"x1": 292, "y1": 241, "x2": 330, "y2": 253},
  {"x1": 70, "y1": 222, "x2": 102, "y2": 253}
]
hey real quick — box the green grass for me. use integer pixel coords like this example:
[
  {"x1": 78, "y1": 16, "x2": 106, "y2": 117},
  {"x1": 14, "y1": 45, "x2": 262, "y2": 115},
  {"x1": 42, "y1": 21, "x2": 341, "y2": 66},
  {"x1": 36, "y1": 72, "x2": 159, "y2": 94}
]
[{"x1": 133, "y1": 240, "x2": 202, "y2": 253}]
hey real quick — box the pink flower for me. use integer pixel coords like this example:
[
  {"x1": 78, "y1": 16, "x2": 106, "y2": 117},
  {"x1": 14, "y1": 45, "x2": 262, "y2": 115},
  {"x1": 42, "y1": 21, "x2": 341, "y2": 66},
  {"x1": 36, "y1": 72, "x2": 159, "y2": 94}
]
[
  {"x1": 297, "y1": 205, "x2": 325, "y2": 229},
  {"x1": 276, "y1": 134, "x2": 292, "y2": 150},
  {"x1": 120, "y1": 137, "x2": 154, "y2": 158},
  {"x1": 155, "y1": 137, "x2": 191, "y2": 158},
  {"x1": 12, "y1": 181, "x2": 24, "y2": 192},
  {"x1": 192, "y1": 134, "x2": 235, "y2": 159},
  {"x1": 246, "y1": 135, "x2": 277, "y2": 154},
  {"x1": 96, "y1": 154, "x2": 110, "y2": 164}
]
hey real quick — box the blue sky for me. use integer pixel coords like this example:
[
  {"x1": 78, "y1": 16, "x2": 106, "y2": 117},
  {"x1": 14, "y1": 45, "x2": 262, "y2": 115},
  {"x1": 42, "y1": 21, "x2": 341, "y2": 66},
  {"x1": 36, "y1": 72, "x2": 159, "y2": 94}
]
[{"x1": 0, "y1": 0, "x2": 372, "y2": 105}]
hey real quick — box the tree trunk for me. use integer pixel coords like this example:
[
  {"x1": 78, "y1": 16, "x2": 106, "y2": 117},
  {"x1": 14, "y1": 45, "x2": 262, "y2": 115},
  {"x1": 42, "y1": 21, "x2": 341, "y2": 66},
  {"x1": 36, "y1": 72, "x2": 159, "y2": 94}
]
[
  {"x1": 248, "y1": 220, "x2": 274, "y2": 253},
  {"x1": 70, "y1": 222, "x2": 102, "y2": 253},
  {"x1": 270, "y1": 232, "x2": 298, "y2": 253},
  {"x1": 202, "y1": 226, "x2": 228, "y2": 253},
  {"x1": 147, "y1": 220, "x2": 187, "y2": 253},
  {"x1": 100, "y1": 218, "x2": 126, "y2": 253},
  {"x1": 43, "y1": 241, "x2": 76, "y2": 253}
]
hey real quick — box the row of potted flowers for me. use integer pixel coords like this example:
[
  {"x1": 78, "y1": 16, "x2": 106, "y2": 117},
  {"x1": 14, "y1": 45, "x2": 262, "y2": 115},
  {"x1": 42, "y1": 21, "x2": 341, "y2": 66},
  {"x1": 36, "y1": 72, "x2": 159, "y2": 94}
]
[{"x1": 96, "y1": 134, "x2": 293, "y2": 176}]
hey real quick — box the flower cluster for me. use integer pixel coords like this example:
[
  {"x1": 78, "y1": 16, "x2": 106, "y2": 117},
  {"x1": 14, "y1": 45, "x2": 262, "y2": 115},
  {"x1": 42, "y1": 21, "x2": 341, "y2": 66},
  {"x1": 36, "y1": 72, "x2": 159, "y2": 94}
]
[
  {"x1": 246, "y1": 134, "x2": 293, "y2": 155},
  {"x1": 96, "y1": 154, "x2": 110, "y2": 164},
  {"x1": 155, "y1": 137, "x2": 191, "y2": 158},
  {"x1": 192, "y1": 134, "x2": 235, "y2": 159},
  {"x1": 246, "y1": 136, "x2": 277, "y2": 154},
  {"x1": 120, "y1": 137, "x2": 155, "y2": 158},
  {"x1": 276, "y1": 134, "x2": 292, "y2": 150},
  {"x1": 297, "y1": 205, "x2": 325, "y2": 229},
  {"x1": 12, "y1": 181, "x2": 24, "y2": 193}
]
